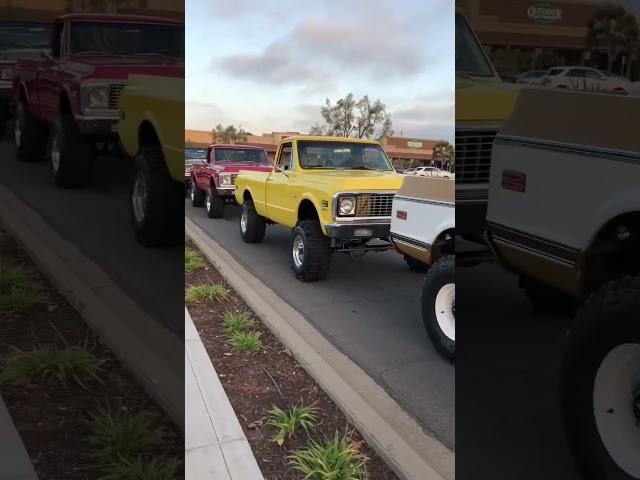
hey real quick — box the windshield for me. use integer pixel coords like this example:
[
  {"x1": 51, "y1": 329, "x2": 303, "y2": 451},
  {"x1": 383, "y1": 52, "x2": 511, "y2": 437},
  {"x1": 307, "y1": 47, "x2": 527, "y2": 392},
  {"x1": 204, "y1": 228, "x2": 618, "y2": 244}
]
[
  {"x1": 455, "y1": 14, "x2": 493, "y2": 77},
  {"x1": 0, "y1": 23, "x2": 50, "y2": 49},
  {"x1": 298, "y1": 141, "x2": 394, "y2": 171},
  {"x1": 185, "y1": 148, "x2": 206, "y2": 164},
  {"x1": 214, "y1": 148, "x2": 268, "y2": 164},
  {"x1": 69, "y1": 22, "x2": 184, "y2": 58}
]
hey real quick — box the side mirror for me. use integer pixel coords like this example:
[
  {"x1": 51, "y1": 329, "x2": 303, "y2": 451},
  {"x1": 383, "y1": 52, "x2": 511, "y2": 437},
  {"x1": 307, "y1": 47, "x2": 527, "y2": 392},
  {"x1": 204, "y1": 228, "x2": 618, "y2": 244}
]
[{"x1": 274, "y1": 164, "x2": 289, "y2": 177}]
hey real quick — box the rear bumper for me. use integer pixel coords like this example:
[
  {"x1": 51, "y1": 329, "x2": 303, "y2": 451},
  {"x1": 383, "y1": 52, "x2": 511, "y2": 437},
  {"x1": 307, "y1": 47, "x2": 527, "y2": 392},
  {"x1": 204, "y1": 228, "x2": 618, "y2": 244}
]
[{"x1": 324, "y1": 222, "x2": 391, "y2": 240}]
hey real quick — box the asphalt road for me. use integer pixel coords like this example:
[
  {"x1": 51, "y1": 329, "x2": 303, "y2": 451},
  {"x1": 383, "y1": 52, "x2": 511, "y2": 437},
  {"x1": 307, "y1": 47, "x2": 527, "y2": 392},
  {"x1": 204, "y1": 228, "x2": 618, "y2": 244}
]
[
  {"x1": 186, "y1": 200, "x2": 456, "y2": 449},
  {"x1": 457, "y1": 261, "x2": 580, "y2": 480},
  {"x1": 0, "y1": 138, "x2": 183, "y2": 336}
]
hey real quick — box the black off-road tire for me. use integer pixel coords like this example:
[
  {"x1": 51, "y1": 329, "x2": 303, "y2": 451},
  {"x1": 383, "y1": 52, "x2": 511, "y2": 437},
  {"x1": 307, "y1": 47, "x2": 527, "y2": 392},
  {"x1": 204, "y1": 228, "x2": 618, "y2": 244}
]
[
  {"x1": 130, "y1": 146, "x2": 183, "y2": 247},
  {"x1": 0, "y1": 101, "x2": 8, "y2": 140},
  {"x1": 239, "y1": 199, "x2": 266, "y2": 243},
  {"x1": 422, "y1": 255, "x2": 455, "y2": 362},
  {"x1": 14, "y1": 101, "x2": 47, "y2": 162},
  {"x1": 290, "y1": 219, "x2": 332, "y2": 282},
  {"x1": 190, "y1": 178, "x2": 205, "y2": 207},
  {"x1": 405, "y1": 255, "x2": 428, "y2": 273},
  {"x1": 48, "y1": 115, "x2": 94, "y2": 188},
  {"x1": 205, "y1": 188, "x2": 225, "y2": 218},
  {"x1": 560, "y1": 276, "x2": 640, "y2": 480},
  {"x1": 520, "y1": 276, "x2": 578, "y2": 316}
]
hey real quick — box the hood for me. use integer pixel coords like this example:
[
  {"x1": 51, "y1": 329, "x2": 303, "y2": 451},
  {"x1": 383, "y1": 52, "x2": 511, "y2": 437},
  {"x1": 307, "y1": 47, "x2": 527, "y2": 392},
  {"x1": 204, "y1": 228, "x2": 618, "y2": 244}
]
[
  {"x1": 210, "y1": 163, "x2": 272, "y2": 174},
  {"x1": 301, "y1": 169, "x2": 403, "y2": 191},
  {"x1": 65, "y1": 55, "x2": 184, "y2": 80},
  {"x1": 456, "y1": 75, "x2": 521, "y2": 124}
]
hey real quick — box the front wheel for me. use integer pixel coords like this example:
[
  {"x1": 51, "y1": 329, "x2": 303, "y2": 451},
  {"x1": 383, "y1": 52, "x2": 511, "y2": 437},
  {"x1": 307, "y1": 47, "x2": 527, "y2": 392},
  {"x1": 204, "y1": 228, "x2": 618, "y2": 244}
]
[
  {"x1": 205, "y1": 188, "x2": 225, "y2": 218},
  {"x1": 290, "y1": 220, "x2": 332, "y2": 282},
  {"x1": 421, "y1": 255, "x2": 455, "y2": 362},
  {"x1": 239, "y1": 199, "x2": 266, "y2": 243},
  {"x1": 130, "y1": 146, "x2": 182, "y2": 247},
  {"x1": 48, "y1": 116, "x2": 94, "y2": 188},
  {"x1": 560, "y1": 276, "x2": 640, "y2": 480}
]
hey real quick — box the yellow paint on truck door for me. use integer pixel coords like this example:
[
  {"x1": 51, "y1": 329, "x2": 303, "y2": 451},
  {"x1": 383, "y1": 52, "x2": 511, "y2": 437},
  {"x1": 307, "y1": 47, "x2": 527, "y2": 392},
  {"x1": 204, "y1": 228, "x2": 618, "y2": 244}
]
[{"x1": 265, "y1": 142, "x2": 297, "y2": 227}]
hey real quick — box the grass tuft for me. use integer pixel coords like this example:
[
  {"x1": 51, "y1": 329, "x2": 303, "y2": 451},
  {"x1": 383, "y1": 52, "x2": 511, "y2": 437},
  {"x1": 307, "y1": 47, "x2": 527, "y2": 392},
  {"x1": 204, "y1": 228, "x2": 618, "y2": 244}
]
[
  {"x1": 0, "y1": 345, "x2": 104, "y2": 389},
  {"x1": 267, "y1": 402, "x2": 318, "y2": 446},
  {"x1": 221, "y1": 311, "x2": 254, "y2": 335},
  {"x1": 289, "y1": 433, "x2": 369, "y2": 480},
  {"x1": 88, "y1": 408, "x2": 159, "y2": 465},
  {"x1": 0, "y1": 264, "x2": 35, "y2": 293},
  {"x1": 185, "y1": 283, "x2": 230, "y2": 303},
  {"x1": 227, "y1": 331, "x2": 262, "y2": 353},
  {"x1": 185, "y1": 248, "x2": 206, "y2": 273},
  {"x1": 98, "y1": 456, "x2": 181, "y2": 480},
  {"x1": 0, "y1": 285, "x2": 44, "y2": 315}
]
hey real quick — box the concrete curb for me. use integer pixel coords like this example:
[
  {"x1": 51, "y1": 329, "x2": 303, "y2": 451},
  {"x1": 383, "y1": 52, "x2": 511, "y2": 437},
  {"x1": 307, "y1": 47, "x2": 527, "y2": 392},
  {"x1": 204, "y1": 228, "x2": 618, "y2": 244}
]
[
  {"x1": 186, "y1": 217, "x2": 454, "y2": 480},
  {"x1": 0, "y1": 184, "x2": 184, "y2": 431},
  {"x1": 185, "y1": 308, "x2": 263, "y2": 480},
  {"x1": 0, "y1": 397, "x2": 39, "y2": 480}
]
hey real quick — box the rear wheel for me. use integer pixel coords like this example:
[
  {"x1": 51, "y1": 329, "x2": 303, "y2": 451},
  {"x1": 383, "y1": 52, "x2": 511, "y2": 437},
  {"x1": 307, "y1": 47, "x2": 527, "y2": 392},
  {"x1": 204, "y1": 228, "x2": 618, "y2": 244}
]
[
  {"x1": 190, "y1": 178, "x2": 205, "y2": 207},
  {"x1": 561, "y1": 276, "x2": 640, "y2": 480},
  {"x1": 422, "y1": 255, "x2": 455, "y2": 362},
  {"x1": 14, "y1": 101, "x2": 47, "y2": 162},
  {"x1": 48, "y1": 115, "x2": 94, "y2": 188},
  {"x1": 130, "y1": 146, "x2": 182, "y2": 247},
  {"x1": 239, "y1": 199, "x2": 266, "y2": 243},
  {"x1": 290, "y1": 219, "x2": 332, "y2": 282},
  {"x1": 205, "y1": 188, "x2": 225, "y2": 218}
]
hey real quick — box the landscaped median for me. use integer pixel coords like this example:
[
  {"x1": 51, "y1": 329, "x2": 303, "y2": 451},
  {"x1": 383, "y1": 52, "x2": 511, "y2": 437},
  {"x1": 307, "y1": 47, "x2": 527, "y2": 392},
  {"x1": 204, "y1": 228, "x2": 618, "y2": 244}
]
[
  {"x1": 185, "y1": 241, "x2": 398, "y2": 480},
  {"x1": 0, "y1": 223, "x2": 183, "y2": 479}
]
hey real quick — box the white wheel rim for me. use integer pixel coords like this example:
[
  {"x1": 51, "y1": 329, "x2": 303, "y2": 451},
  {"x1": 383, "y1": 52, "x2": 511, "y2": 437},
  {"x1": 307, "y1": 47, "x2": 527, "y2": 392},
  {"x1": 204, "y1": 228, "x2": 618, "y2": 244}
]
[
  {"x1": 435, "y1": 283, "x2": 455, "y2": 341},
  {"x1": 14, "y1": 112, "x2": 21, "y2": 147},
  {"x1": 206, "y1": 193, "x2": 211, "y2": 212},
  {"x1": 593, "y1": 343, "x2": 640, "y2": 477},
  {"x1": 51, "y1": 135, "x2": 60, "y2": 173},
  {"x1": 292, "y1": 235, "x2": 305, "y2": 268},
  {"x1": 190, "y1": 186, "x2": 195, "y2": 201},
  {"x1": 240, "y1": 208, "x2": 247, "y2": 233},
  {"x1": 131, "y1": 170, "x2": 148, "y2": 223}
]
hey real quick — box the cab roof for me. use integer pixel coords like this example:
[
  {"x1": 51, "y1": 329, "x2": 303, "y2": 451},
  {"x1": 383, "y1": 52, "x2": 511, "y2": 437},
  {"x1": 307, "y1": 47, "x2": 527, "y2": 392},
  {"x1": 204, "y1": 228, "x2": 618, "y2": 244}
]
[
  {"x1": 210, "y1": 144, "x2": 266, "y2": 150},
  {"x1": 56, "y1": 13, "x2": 183, "y2": 25},
  {"x1": 281, "y1": 135, "x2": 381, "y2": 144}
]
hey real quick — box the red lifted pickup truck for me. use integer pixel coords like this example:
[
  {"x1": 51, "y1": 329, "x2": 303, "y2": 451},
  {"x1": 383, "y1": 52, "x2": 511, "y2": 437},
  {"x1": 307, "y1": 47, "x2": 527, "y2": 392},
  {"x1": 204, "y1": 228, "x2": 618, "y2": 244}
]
[
  {"x1": 190, "y1": 144, "x2": 272, "y2": 218},
  {"x1": 12, "y1": 13, "x2": 184, "y2": 188}
]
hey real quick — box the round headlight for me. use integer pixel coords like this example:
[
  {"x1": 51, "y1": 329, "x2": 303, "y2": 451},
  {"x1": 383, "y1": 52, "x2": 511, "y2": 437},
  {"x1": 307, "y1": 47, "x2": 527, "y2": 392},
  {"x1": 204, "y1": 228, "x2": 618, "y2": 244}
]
[
  {"x1": 220, "y1": 174, "x2": 232, "y2": 186},
  {"x1": 88, "y1": 87, "x2": 109, "y2": 109},
  {"x1": 338, "y1": 196, "x2": 356, "y2": 216}
]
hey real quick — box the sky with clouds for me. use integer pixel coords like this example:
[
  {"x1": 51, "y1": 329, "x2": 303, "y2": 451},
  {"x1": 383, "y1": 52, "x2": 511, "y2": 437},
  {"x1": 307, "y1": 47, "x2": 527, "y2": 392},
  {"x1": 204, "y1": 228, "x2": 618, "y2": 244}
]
[{"x1": 185, "y1": 0, "x2": 455, "y2": 142}]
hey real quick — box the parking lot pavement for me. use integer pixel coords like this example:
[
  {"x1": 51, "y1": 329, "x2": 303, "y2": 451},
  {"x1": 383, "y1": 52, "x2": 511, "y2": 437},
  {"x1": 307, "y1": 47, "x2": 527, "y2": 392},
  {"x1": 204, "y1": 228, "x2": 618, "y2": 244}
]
[
  {"x1": 457, "y1": 262, "x2": 580, "y2": 480},
  {"x1": 0, "y1": 140, "x2": 183, "y2": 336},
  {"x1": 186, "y1": 200, "x2": 455, "y2": 450}
]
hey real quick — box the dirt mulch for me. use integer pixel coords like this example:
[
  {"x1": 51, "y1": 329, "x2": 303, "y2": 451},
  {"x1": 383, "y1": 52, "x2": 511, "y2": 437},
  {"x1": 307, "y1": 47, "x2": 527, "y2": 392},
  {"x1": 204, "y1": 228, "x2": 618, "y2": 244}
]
[
  {"x1": 186, "y1": 241, "x2": 399, "y2": 480},
  {"x1": 0, "y1": 225, "x2": 183, "y2": 479}
]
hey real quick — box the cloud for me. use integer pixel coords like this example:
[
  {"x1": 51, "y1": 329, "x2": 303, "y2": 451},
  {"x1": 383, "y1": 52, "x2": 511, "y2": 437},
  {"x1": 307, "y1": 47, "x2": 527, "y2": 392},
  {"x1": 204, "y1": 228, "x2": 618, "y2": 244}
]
[{"x1": 394, "y1": 103, "x2": 454, "y2": 123}]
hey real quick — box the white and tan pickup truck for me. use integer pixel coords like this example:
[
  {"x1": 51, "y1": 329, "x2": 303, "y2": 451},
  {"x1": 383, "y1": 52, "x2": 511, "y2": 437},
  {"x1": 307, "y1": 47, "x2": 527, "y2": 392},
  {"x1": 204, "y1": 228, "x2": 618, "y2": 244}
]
[
  {"x1": 390, "y1": 175, "x2": 455, "y2": 360},
  {"x1": 486, "y1": 87, "x2": 640, "y2": 480}
]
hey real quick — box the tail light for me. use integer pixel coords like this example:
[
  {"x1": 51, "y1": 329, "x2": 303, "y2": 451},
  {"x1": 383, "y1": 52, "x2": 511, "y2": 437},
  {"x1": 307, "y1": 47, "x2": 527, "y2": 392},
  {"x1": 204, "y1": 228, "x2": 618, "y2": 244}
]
[{"x1": 501, "y1": 170, "x2": 526, "y2": 192}]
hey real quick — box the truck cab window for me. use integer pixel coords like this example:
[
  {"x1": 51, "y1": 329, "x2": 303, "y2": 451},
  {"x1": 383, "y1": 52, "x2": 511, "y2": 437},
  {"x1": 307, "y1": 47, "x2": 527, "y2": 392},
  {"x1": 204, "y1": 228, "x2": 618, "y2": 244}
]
[{"x1": 277, "y1": 144, "x2": 293, "y2": 171}]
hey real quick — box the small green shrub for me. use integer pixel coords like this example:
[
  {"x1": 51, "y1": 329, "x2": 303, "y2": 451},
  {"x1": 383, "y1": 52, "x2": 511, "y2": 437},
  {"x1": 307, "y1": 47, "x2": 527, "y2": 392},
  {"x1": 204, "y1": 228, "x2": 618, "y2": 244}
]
[
  {"x1": 185, "y1": 248, "x2": 206, "y2": 273},
  {"x1": 88, "y1": 408, "x2": 159, "y2": 465},
  {"x1": 0, "y1": 345, "x2": 104, "y2": 389},
  {"x1": 99, "y1": 456, "x2": 181, "y2": 480},
  {"x1": 0, "y1": 286, "x2": 44, "y2": 315},
  {"x1": 221, "y1": 311, "x2": 254, "y2": 335},
  {"x1": 0, "y1": 264, "x2": 34, "y2": 293},
  {"x1": 185, "y1": 284, "x2": 230, "y2": 303},
  {"x1": 289, "y1": 433, "x2": 369, "y2": 480},
  {"x1": 267, "y1": 402, "x2": 318, "y2": 446},
  {"x1": 227, "y1": 331, "x2": 262, "y2": 353}
]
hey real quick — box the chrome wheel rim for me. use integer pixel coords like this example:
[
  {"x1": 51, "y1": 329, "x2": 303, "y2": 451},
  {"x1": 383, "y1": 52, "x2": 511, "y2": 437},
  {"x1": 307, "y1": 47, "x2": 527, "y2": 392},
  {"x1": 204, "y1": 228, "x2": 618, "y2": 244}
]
[
  {"x1": 593, "y1": 343, "x2": 640, "y2": 477},
  {"x1": 206, "y1": 193, "x2": 211, "y2": 212},
  {"x1": 51, "y1": 135, "x2": 61, "y2": 173},
  {"x1": 14, "y1": 110, "x2": 21, "y2": 147},
  {"x1": 292, "y1": 235, "x2": 305, "y2": 268},
  {"x1": 435, "y1": 283, "x2": 455, "y2": 341},
  {"x1": 240, "y1": 208, "x2": 247, "y2": 233},
  {"x1": 131, "y1": 170, "x2": 148, "y2": 223},
  {"x1": 190, "y1": 185, "x2": 195, "y2": 202}
]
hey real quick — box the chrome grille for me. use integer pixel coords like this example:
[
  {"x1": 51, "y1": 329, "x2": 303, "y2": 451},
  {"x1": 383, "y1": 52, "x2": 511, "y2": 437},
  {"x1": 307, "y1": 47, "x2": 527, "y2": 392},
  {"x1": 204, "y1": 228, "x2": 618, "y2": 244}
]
[
  {"x1": 108, "y1": 83, "x2": 126, "y2": 109},
  {"x1": 355, "y1": 193, "x2": 394, "y2": 217},
  {"x1": 229, "y1": 174, "x2": 238, "y2": 185},
  {"x1": 455, "y1": 130, "x2": 497, "y2": 184}
]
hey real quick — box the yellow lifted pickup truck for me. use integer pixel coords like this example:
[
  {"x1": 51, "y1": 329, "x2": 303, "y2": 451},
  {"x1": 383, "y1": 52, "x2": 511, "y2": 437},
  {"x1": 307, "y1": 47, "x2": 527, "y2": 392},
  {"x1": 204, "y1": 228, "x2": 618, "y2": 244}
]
[
  {"x1": 235, "y1": 136, "x2": 403, "y2": 281},
  {"x1": 118, "y1": 73, "x2": 184, "y2": 246}
]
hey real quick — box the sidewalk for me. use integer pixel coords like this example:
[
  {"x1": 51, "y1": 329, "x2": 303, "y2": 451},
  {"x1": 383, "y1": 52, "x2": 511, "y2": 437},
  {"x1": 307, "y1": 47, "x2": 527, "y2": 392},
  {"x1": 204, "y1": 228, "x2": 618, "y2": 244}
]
[
  {"x1": 185, "y1": 308, "x2": 263, "y2": 480},
  {"x1": 0, "y1": 397, "x2": 38, "y2": 480}
]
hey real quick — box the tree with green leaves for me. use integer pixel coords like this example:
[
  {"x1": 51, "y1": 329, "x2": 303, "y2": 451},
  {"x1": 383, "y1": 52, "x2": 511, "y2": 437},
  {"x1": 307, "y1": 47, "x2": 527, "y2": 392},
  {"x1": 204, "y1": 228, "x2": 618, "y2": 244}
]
[
  {"x1": 432, "y1": 140, "x2": 455, "y2": 171},
  {"x1": 211, "y1": 124, "x2": 251, "y2": 144},
  {"x1": 64, "y1": 0, "x2": 147, "y2": 12},
  {"x1": 586, "y1": 4, "x2": 639, "y2": 75},
  {"x1": 311, "y1": 93, "x2": 393, "y2": 139}
]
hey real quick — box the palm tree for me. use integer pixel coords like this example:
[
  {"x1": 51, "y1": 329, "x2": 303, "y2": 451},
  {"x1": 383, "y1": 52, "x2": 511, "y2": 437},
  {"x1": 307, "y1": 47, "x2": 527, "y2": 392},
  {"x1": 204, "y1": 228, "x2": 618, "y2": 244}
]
[
  {"x1": 432, "y1": 140, "x2": 455, "y2": 171},
  {"x1": 586, "y1": 5, "x2": 639, "y2": 75}
]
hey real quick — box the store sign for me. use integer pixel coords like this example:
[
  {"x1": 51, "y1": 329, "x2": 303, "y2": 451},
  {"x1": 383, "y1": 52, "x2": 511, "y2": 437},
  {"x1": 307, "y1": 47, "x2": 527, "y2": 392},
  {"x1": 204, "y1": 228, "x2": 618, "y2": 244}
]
[
  {"x1": 528, "y1": 4, "x2": 562, "y2": 24},
  {"x1": 407, "y1": 140, "x2": 422, "y2": 149}
]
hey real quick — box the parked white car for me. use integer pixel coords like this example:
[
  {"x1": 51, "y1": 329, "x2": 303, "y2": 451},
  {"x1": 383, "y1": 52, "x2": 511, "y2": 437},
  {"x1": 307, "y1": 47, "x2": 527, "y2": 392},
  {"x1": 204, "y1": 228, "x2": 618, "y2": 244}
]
[
  {"x1": 414, "y1": 166, "x2": 452, "y2": 178},
  {"x1": 390, "y1": 175, "x2": 455, "y2": 360},
  {"x1": 515, "y1": 69, "x2": 547, "y2": 85},
  {"x1": 541, "y1": 66, "x2": 630, "y2": 94}
]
